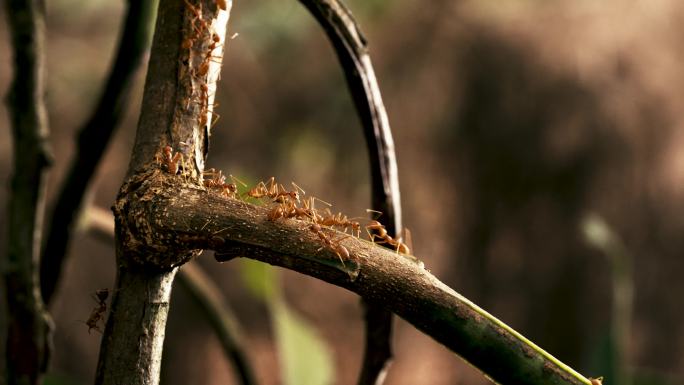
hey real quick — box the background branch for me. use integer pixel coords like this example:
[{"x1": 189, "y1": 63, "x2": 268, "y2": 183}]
[
  {"x1": 86, "y1": 207, "x2": 257, "y2": 385},
  {"x1": 297, "y1": 1, "x2": 401, "y2": 383},
  {"x1": 2, "y1": 0, "x2": 54, "y2": 384},
  {"x1": 40, "y1": 0, "x2": 158, "y2": 305},
  {"x1": 143, "y1": 183, "x2": 596, "y2": 385}
]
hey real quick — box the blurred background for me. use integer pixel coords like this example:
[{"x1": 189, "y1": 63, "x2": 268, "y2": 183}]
[{"x1": 1, "y1": 0, "x2": 684, "y2": 384}]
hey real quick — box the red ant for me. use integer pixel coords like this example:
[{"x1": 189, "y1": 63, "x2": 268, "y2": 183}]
[
  {"x1": 246, "y1": 178, "x2": 304, "y2": 204},
  {"x1": 309, "y1": 223, "x2": 351, "y2": 266},
  {"x1": 203, "y1": 168, "x2": 245, "y2": 199},
  {"x1": 196, "y1": 33, "x2": 223, "y2": 78},
  {"x1": 319, "y1": 210, "x2": 362, "y2": 237},
  {"x1": 272, "y1": 182, "x2": 305, "y2": 204},
  {"x1": 365, "y1": 220, "x2": 411, "y2": 255},
  {"x1": 85, "y1": 288, "x2": 109, "y2": 334},
  {"x1": 268, "y1": 196, "x2": 326, "y2": 222},
  {"x1": 215, "y1": 0, "x2": 228, "y2": 10},
  {"x1": 245, "y1": 177, "x2": 278, "y2": 200},
  {"x1": 162, "y1": 146, "x2": 183, "y2": 175}
]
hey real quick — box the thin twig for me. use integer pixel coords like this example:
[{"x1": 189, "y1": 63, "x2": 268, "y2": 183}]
[
  {"x1": 177, "y1": 262, "x2": 258, "y2": 385},
  {"x1": 297, "y1": 1, "x2": 400, "y2": 383},
  {"x1": 86, "y1": 207, "x2": 258, "y2": 385},
  {"x1": 130, "y1": 182, "x2": 596, "y2": 385},
  {"x1": 40, "y1": 0, "x2": 158, "y2": 306},
  {"x1": 3, "y1": 0, "x2": 54, "y2": 384}
]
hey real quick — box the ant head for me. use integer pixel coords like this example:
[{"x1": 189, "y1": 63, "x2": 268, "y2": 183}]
[{"x1": 95, "y1": 289, "x2": 109, "y2": 302}]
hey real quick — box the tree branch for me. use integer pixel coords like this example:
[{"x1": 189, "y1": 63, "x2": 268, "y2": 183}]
[
  {"x1": 297, "y1": 1, "x2": 401, "y2": 383},
  {"x1": 177, "y1": 261, "x2": 258, "y2": 385},
  {"x1": 138, "y1": 182, "x2": 595, "y2": 385},
  {"x1": 2, "y1": 0, "x2": 54, "y2": 384},
  {"x1": 96, "y1": 0, "x2": 232, "y2": 384},
  {"x1": 86, "y1": 206, "x2": 257, "y2": 385},
  {"x1": 40, "y1": 0, "x2": 158, "y2": 306}
]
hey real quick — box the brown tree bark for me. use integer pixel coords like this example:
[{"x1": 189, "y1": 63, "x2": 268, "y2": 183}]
[{"x1": 95, "y1": 0, "x2": 231, "y2": 384}]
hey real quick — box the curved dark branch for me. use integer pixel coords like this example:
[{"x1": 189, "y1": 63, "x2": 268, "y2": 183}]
[
  {"x1": 297, "y1": 1, "x2": 401, "y2": 383},
  {"x1": 3, "y1": 0, "x2": 54, "y2": 384},
  {"x1": 40, "y1": 0, "x2": 158, "y2": 305},
  {"x1": 131, "y1": 181, "x2": 594, "y2": 385},
  {"x1": 177, "y1": 262, "x2": 258, "y2": 385}
]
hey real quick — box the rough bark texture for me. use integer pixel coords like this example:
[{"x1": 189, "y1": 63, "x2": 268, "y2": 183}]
[
  {"x1": 40, "y1": 0, "x2": 158, "y2": 306},
  {"x1": 2, "y1": 0, "x2": 54, "y2": 384},
  {"x1": 135, "y1": 181, "x2": 593, "y2": 385},
  {"x1": 297, "y1": 1, "x2": 401, "y2": 383},
  {"x1": 86, "y1": 206, "x2": 256, "y2": 385},
  {"x1": 95, "y1": 1, "x2": 232, "y2": 384}
]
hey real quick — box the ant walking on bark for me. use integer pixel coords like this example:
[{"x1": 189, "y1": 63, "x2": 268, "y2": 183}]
[{"x1": 85, "y1": 288, "x2": 110, "y2": 334}]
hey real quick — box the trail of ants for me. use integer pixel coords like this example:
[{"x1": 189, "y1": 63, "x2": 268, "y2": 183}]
[{"x1": 157, "y1": 159, "x2": 413, "y2": 263}]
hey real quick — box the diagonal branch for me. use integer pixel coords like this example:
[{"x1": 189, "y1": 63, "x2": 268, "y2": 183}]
[
  {"x1": 297, "y1": 1, "x2": 401, "y2": 383},
  {"x1": 40, "y1": 0, "x2": 158, "y2": 306},
  {"x1": 127, "y1": 182, "x2": 597, "y2": 385},
  {"x1": 3, "y1": 0, "x2": 54, "y2": 384}
]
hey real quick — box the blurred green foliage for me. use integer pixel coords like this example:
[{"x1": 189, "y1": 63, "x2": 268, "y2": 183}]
[{"x1": 240, "y1": 259, "x2": 334, "y2": 385}]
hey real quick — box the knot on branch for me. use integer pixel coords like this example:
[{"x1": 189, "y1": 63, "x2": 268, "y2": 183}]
[{"x1": 113, "y1": 169, "x2": 201, "y2": 269}]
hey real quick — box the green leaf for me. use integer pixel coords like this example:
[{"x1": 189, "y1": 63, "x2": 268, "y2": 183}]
[
  {"x1": 239, "y1": 259, "x2": 278, "y2": 301},
  {"x1": 273, "y1": 300, "x2": 335, "y2": 385},
  {"x1": 239, "y1": 260, "x2": 334, "y2": 385}
]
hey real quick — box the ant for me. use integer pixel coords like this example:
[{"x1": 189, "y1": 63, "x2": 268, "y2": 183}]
[
  {"x1": 246, "y1": 177, "x2": 278, "y2": 200},
  {"x1": 203, "y1": 168, "x2": 245, "y2": 198},
  {"x1": 272, "y1": 182, "x2": 305, "y2": 204},
  {"x1": 183, "y1": 0, "x2": 208, "y2": 37},
  {"x1": 268, "y1": 196, "x2": 326, "y2": 222},
  {"x1": 365, "y1": 220, "x2": 411, "y2": 255},
  {"x1": 196, "y1": 84, "x2": 222, "y2": 130},
  {"x1": 85, "y1": 288, "x2": 109, "y2": 334},
  {"x1": 215, "y1": 0, "x2": 228, "y2": 10},
  {"x1": 588, "y1": 378, "x2": 603, "y2": 385},
  {"x1": 181, "y1": 0, "x2": 207, "y2": 52},
  {"x1": 196, "y1": 33, "x2": 223, "y2": 78},
  {"x1": 245, "y1": 178, "x2": 305, "y2": 204},
  {"x1": 309, "y1": 223, "x2": 351, "y2": 266},
  {"x1": 319, "y1": 210, "x2": 362, "y2": 237},
  {"x1": 162, "y1": 146, "x2": 183, "y2": 175}
]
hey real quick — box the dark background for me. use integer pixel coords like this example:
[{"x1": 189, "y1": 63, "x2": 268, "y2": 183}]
[{"x1": 1, "y1": 0, "x2": 683, "y2": 384}]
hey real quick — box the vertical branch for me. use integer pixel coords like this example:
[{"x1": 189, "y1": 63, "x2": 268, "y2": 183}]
[
  {"x1": 297, "y1": 1, "x2": 402, "y2": 384},
  {"x1": 40, "y1": 0, "x2": 159, "y2": 306},
  {"x1": 96, "y1": 1, "x2": 232, "y2": 384},
  {"x1": 2, "y1": 0, "x2": 54, "y2": 384},
  {"x1": 86, "y1": 206, "x2": 257, "y2": 385}
]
